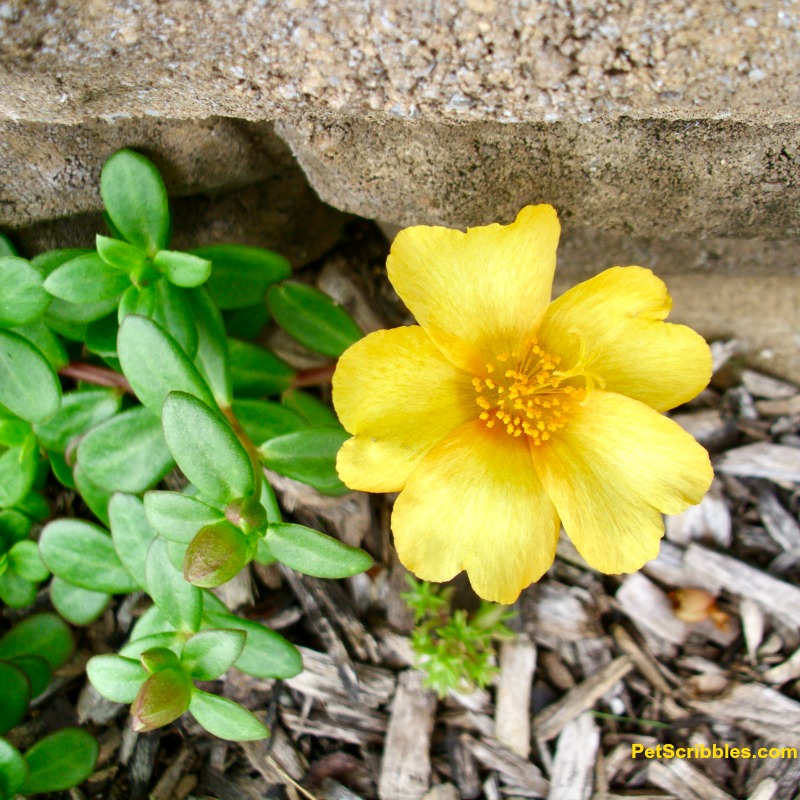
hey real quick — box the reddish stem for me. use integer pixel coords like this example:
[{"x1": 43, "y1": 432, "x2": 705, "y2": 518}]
[
  {"x1": 292, "y1": 362, "x2": 337, "y2": 388},
  {"x1": 59, "y1": 362, "x2": 134, "y2": 394}
]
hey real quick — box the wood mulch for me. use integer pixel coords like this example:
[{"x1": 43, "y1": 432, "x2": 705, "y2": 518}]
[{"x1": 4, "y1": 223, "x2": 800, "y2": 800}]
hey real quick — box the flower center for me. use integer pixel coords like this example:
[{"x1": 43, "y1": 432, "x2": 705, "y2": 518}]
[{"x1": 472, "y1": 340, "x2": 585, "y2": 444}]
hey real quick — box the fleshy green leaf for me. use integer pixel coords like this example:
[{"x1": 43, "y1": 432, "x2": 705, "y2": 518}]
[
  {"x1": 0, "y1": 234, "x2": 17, "y2": 257},
  {"x1": 131, "y1": 668, "x2": 192, "y2": 732},
  {"x1": 39, "y1": 519, "x2": 139, "y2": 594},
  {"x1": 231, "y1": 399, "x2": 306, "y2": 447},
  {"x1": 267, "y1": 281, "x2": 362, "y2": 357},
  {"x1": 259, "y1": 427, "x2": 349, "y2": 495},
  {"x1": 77, "y1": 406, "x2": 174, "y2": 493},
  {"x1": 183, "y1": 521, "x2": 251, "y2": 588},
  {"x1": 74, "y1": 463, "x2": 112, "y2": 526},
  {"x1": 181, "y1": 629, "x2": 246, "y2": 680},
  {"x1": 0, "y1": 662, "x2": 29, "y2": 734},
  {"x1": 85, "y1": 312, "x2": 119, "y2": 358},
  {"x1": 7, "y1": 540, "x2": 49, "y2": 583},
  {"x1": 43, "y1": 252, "x2": 130, "y2": 304},
  {"x1": 154, "y1": 250, "x2": 212, "y2": 288},
  {"x1": 109, "y1": 493, "x2": 157, "y2": 589},
  {"x1": 194, "y1": 245, "x2": 290, "y2": 309},
  {"x1": 229, "y1": 339, "x2": 295, "y2": 397},
  {"x1": 223, "y1": 303, "x2": 270, "y2": 339},
  {"x1": 49, "y1": 577, "x2": 110, "y2": 626},
  {"x1": 0, "y1": 257, "x2": 50, "y2": 327},
  {"x1": 0, "y1": 736, "x2": 28, "y2": 796},
  {"x1": 145, "y1": 536, "x2": 203, "y2": 632},
  {"x1": 118, "y1": 283, "x2": 155, "y2": 322},
  {"x1": 0, "y1": 510, "x2": 32, "y2": 550},
  {"x1": 0, "y1": 330, "x2": 61, "y2": 423},
  {"x1": 162, "y1": 392, "x2": 255, "y2": 505},
  {"x1": 100, "y1": 149, "x2": 170, "y2": 256},
  {"x1": 263, "y1": 523, "x2": 373, "y2": 579},
  {"x1": 205, "y1": 611, "x2": 302, "y2": 680},
  {"x1": 11, "y1": 491, "x2": 49, "y2": 522},
  {"x1": 34, "y1": 388, "x2": 121, "y2": 453},
  {"x1": 281, "y1": 388, "x2": 340, "y2": 428},
  {"x1": 119, "y1": 632, "x2": 183, "y2": 660},
  {"x1": 0, "y1": 442, "x2": 38, "y2": 508},
  {"x1": 151, "y1": 280, "x2": 199, "y2": 359},
  {"x1": 117, "y1": 315, "x2": 214, "y2": 416},
  {"x1": 144, "y1": 491, "x2": 224, "y2": 544},
  {"x1": 20, "y1": 728, "x2": 98, "y2": 794},
  {"x1": 87, "y1": 655, "x2": 147, "y2": 703},
  {"x1": 95, "y1": 235, "x2": 148, "y2": 273},
  {"x1": 188, "y1": 288, "x2": 231, "y2": 406},
  {"x1": 9, "y1": 655, "x2": 51, "y2": 698},
  {"x1": 189, "y1": 690, "x2": 269, "y2": 741},
  {"x1": 12, "y1": 320, "x2": 68, "y2": 370},
  {"x1": 0, "y1": 613, "x2": 73, "y2": 669}
]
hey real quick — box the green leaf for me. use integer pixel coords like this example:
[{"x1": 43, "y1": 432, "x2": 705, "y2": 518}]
[
  {"x1": 145, "y1": 536, "x2": 203, "y2": 632},
  {"x1": 0, "y1": 510, "x2": 31, "y2": 550},
  {"x1": 181, "y1": 629, "x2": 246, "y2": 680},
  {"x1": 109, "y1": 493, "x2": 157, "y2": 589},
  {"x1": 120, "y1": 632, "x2": 183, "y2": 660},
  {"x1": 281, "y1": 388, "x2": 340, "y2": 428},
  {"x1": 39, "y1": 519, "x2": 139, "y2": 594},
  {"x1": 87, "y1": 655, "x2": 147, "y2": 703},
  {"x1": 189, "y1": 690, "x2": 269, "y2": 741},
  {"x1": 131, "y1": 668, "x2": 192, "y2": 732},
  {"x1": 129, "y1": 605, "x2": 175, "y2": 641},
  {"x1": 43, "y1": 252, "x2": 130, "y2": 304},
  {"x1": 223, "y1": 303, "x2": 269, "y2": 339},
  {"x1": 143, "y1": 491, "x2": 223, "y2": 544},
  {"x1": 0, "y1": 257, "x2": 50, "y2": 327},
  {"x1": 194, "y1": 245, "x2": 291, "y2": 309},
  {"x1": 263, "y1": 523, "x2": 372, "y2": 578},
  {"x1": 49, "y1": 577, "x2": 110, "y2": 626},
  {"x1": 259, "y1": 427, "x2": 349, "y2": 495},
  {"x1": 0, "y1": 572, "x2": 36, "y2": 608},
  {"x1": 0, "y1": 417, "x2": 30, "y2": 448},
  {"x1": 8, "y1": 541, "x2": 48, "y2": 582},
  {"x1": 0, "y1": 662, "x2": 29, "y2": 734},
  {"x1": 154, "y1": 250, "x2": 212, "y2": 288},
  {"x1": 162, "y1": 393, "x2": 255, "y2": 505},
  {"x1": 229, "y1": 338, "x2": 295, "y2": 398},
  {"x1": 140, "y1": 646, "x2": 181, "y2": 674},
  {"x1": 73, "y1": 463, "x2": 112, "y2": 526},
  {"x1": 77, "y1": 406, "x2": 174, "y2": 493},
  {"x1": 85, "y1": 312, "x2": 119, "y2": 358},
  {"x1": 118, "y1": 315, "x2": 214, "y2": 417},
  {"x1": 11, "y1": 320, "x2": 68, "y2": 370},
  {"x1": 231, "y1": 399, "x2": 305, "y2": 447},
  {"x1": 34, "y1": 388, "x2": 121, "y2": 453},
  {"x1": 0, "y1": 234, "x2": 17, "y2": 257},
  {"x1": 188, "y1": 288, "x2": 231, "y2": 406},
  {"x1": 183, "y1": 521, "x2": 251, "y2": 588},
  {"x1": 0, "y1": 737, "x2": 28, "y2": 797},
  {"x1": 267, "y1": 281, "x2": 362, "y2": 357},
  {"x1": 20, "y1": 728, "x2": 98, "y2": 794},
  {"x1": 8, "y1": 655, "x2": 51, "y2": 698},
  {"x1": 0, "y1": 330, "x2": 61, "y2": 423},
  {"x1": 205, "y1": 612, "x2": 302, "y2": 680},
  {"x1": 100, "y1": 149, "x2": 170, "y2": 256},
  {"x1": 95, "y1": 234, "x2": 148, "y2": 273},
  {"x1": 0, "y1": 613, "x2": 73, "y2": 669},
  {"x1": 0, "y1": 443, "x2": 38, "y2": 508},
  {"x1": 11, "y1": 491, "x2": 49, "y2": 523},
  {"x1": 118, "y1": 283, "x2": 155, "y2": 322},
  {"x1": 152, "y1": 280, "x2": 199, "y2": 359}
]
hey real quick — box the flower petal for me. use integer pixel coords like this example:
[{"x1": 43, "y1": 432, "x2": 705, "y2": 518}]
[
  {"x1": 392, "y1": 420, "x2": 560, "y2": 603},
  {"x1": 532, "y1": 391, "x2": 713, "y2": 574},
  {"x1": 538, "y1": 267, "x2": 711, "y2": 411},
  {"x1": 388, "y1": 205, "x2": 560, "y2": 371},
  {"x1": 333, "y1": 326, "x2": 474, "y2": 492}
]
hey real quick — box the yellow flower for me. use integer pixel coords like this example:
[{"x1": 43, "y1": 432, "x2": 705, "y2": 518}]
[{"x1": 332, "y1": 205, "x2": 713, "y2": 604}]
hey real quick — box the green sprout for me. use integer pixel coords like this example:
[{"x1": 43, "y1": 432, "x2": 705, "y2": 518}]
[{"x1": 402, "y1": 575, "x2": 516, "y2": 698}]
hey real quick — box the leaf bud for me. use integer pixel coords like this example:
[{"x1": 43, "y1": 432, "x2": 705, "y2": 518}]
[{"x1": 183, "y1": 521, "x2": 249, "y2": 588}]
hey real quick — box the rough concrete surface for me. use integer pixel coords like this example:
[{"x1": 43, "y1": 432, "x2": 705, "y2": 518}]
[{"x1": 0, "y1": 0, "x2": 797, "y2": 123}]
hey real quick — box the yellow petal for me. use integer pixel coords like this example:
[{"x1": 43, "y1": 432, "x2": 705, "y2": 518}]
[
  {"x1": 533, "y1": 391, "x2": 713, "y2": 574},
  {"x1": 388, "y1": 205, "x2": 560, "y2": 371},
  {"x1": 333, "y1": 326, "x2": 474, "y2": 492},
  {"x1": 538, "y1": 267, "x2": 711, "y2": 411},
  {"x1": 393, "y1": 420, "x2": 560, "y2": 603}
]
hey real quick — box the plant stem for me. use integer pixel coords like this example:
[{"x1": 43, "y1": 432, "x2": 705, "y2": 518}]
[
  {"x1": 59, "y1": 362, "x2": 133, "y2": 394},
  {"x1": 292, "y1": 363, "x2": 336, "y2": 388}
]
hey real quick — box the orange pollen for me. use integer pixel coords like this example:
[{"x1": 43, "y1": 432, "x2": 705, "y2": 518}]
[{"x1": 472, "y1": 340, "x2": 584, "y2": 444}]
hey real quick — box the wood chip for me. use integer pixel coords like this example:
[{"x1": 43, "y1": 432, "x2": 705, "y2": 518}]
[
  {"x1": 683, "y1": 543, "x2": 800, "y2": 628},
  {"x1": 421, "y1": 784, "x2": 459, "y2": 800},
  {"x1": 746, "y1": 778, "x2": 779, "y2": 800},
  {"x1": 547, "y1": 712, "x2": 599, "y2": 800},
  {"x1": 715, "y1": 442, "x2": 800, "y2": 484},
  {"x1": 379, "y1": 670, "x2": 437, "y2": 800},
  {"x1": 533, "y1": 656, "x2": 633, "y2": 741},
  {"x1": 495, "y1": 635, "x2": 536, "y2": 758},
  {"x1": 529, "y1": 581, "x2": 601, "y2": 648},
  {"x1": 762, "y1": 646, "x2": 800, "y2": 685},
  {"x1": 281, "y1": 703, "x2": 387, "y2": 746},
  {"x1": 665, "y1": 480, "x2": 732, "y2": 547},
  {"x1": 711, "y1": 340, "x2": 740, "y2": 373},
  {"x1": 741, "y1": 370, "x2": 797, "y2": 400},
  {"x1": 756, "y1": 394, "x2": 800, "y2": 416},
  {"x1": 648, "y1": 758, "x2": 735, "y2": 800},
  {"x1": 616, "y1": 573, "x2": 689, "y2": 647},
  {"x1": 672, "y1": 408, "x2": 737, "y2": 451},
  {"x1": 149, "y1": 746, "x2": 195, "y2": 800},
  {"x1": 285, "y1": 646, "x2": 395, "y2": 709},
  {"x1": 462, "y1": 734, "x2": 549, "y2": 796},
  {"x1": 448, "y1": 732, "x2": 482, "y2": 800},
  {"x1": 739, "y1": 597, "x2": 766, "y2": 664},
  {"x1": 611, "y1": 624, "x2": 674, "y2": 695},
  {"x1": 687, "y1": 682, "x2": 800, "y2": 742},
  {"x1": 757, "y1": 486, "x2": 800, "y2": 553}
]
